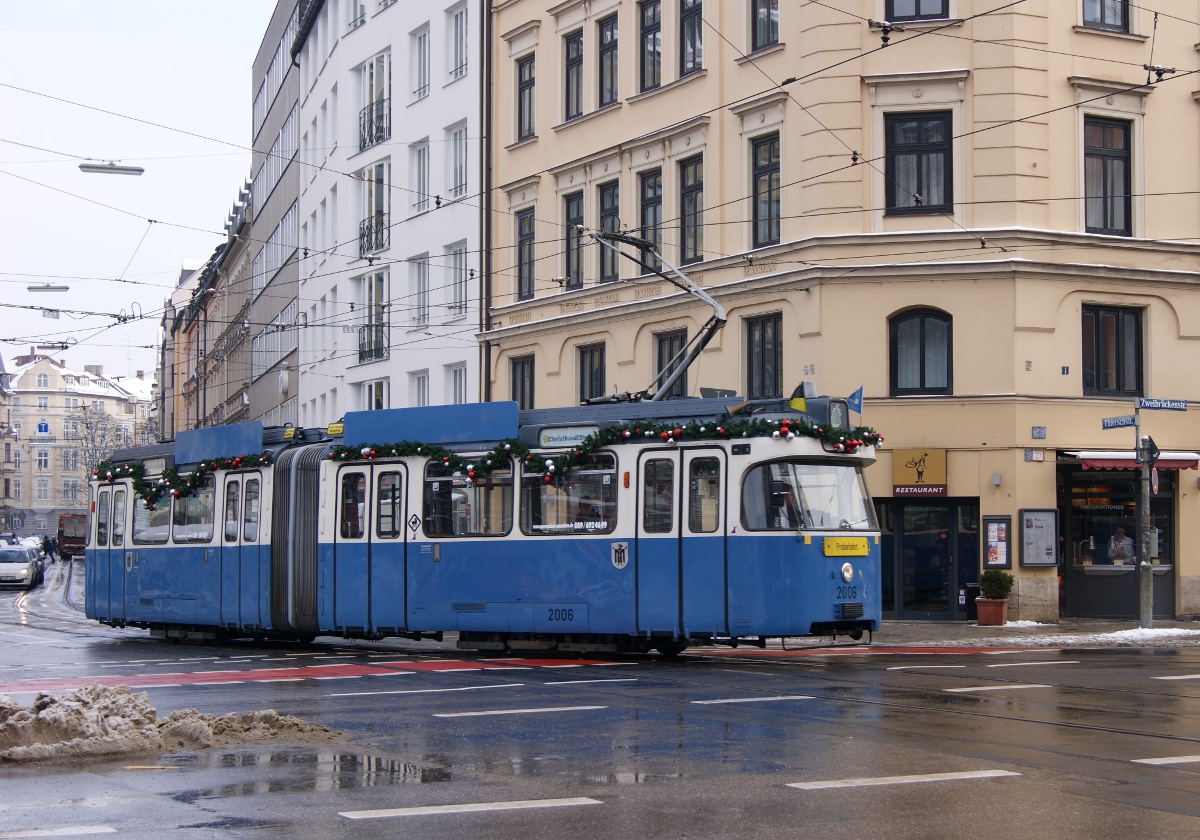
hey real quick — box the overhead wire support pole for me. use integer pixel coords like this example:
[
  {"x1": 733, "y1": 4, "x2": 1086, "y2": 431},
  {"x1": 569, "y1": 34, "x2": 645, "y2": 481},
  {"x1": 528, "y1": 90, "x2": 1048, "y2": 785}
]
[{"x1": 591, "y1": 230, "x2": 726, "y2": 401}]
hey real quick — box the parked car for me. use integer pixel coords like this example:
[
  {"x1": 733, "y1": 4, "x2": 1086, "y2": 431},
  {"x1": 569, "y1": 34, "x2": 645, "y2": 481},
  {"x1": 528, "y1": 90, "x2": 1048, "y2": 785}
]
[{"x1": 0, "y1": 546, "x2": 42, "y2": 590}]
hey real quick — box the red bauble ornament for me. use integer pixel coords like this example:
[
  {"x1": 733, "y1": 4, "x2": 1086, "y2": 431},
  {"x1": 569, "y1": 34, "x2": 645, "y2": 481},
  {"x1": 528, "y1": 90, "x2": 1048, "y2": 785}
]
[{"x1": 660, "y1": 431, "x2": 670, "y2": 441}]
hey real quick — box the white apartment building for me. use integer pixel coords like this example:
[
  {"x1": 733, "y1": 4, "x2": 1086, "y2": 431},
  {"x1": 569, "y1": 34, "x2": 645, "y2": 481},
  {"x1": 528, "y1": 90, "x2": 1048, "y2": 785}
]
[{"x1": 293, "y1": 0, "x2": 482, "y2": 426}]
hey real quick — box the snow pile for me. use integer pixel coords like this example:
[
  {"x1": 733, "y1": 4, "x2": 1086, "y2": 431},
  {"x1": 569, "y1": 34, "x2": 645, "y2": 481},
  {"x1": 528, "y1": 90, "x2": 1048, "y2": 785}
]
[
  {"x1": 969, "y1": 625, "x2": 1200, "y2": 647},
  {"x1": 0, "y1": 683, "x2": 340, "y2": 764}
]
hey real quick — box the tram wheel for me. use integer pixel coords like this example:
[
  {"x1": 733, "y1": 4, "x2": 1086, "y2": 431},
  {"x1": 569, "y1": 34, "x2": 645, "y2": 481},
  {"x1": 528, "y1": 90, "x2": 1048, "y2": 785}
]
[{"x1": 847, "y1": 628, "x2": 864, "y2": 641}]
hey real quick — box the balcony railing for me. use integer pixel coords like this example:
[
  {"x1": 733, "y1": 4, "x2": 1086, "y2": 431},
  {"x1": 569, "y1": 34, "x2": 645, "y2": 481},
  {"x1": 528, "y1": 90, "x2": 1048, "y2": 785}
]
[
  {"x1": 359, "y1": 99, "x2": 391, "y2": 152},
  {"x1": 359, "y1": 214, "x2": 389, "y2": 256},
  {"x1": 358, "y1": 323, "x2": 390, "y2": 363}
]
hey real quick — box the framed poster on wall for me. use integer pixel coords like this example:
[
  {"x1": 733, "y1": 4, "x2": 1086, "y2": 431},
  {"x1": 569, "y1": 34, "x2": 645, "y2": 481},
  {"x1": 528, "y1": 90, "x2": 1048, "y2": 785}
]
[
  {"x1": 983, "y1": 515, "x2": 1011, "y2": 569},
  {"x1": 1020, "y1": 508, "x2": 1058, "y2": 567}
]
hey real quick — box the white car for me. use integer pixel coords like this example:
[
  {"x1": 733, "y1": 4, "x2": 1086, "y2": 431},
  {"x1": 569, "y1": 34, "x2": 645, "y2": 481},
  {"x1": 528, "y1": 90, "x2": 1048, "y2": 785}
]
[{"x1": 0, "y1": 546, "x2": 42, "y2": 590}]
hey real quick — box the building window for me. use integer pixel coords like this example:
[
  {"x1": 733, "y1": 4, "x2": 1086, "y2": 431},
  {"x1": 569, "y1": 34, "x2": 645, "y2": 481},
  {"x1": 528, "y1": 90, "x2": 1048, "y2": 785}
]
[
  {"x1": 359, "y1": 51, "x2": 391, "y2": 152},
  {"x1": 412, "y1": 142, "x2": 430, "y2": 212},
  {"x1": 450, "y1": 5, "x2": 468, "y2": 79},
  {"x1": 413, "y1": 371, "x2": 429, "y2": 407},
  {"x1": 36, "y1": 373, "x2": 49, "y2": 388},
  {"x1": 1083, "y1": 0, "x2": 1127, "y2": 31},
  {"x1": 890, "y1": 309, "x2": 952, "y2": 396},
  {"x1": 565, "y1": 30, "x2": 584, "y2": 121},
  {"x1": 746, "y1": 313, "x2": 782, "y2": 400},
  {"x1": 36, "y1": 478, "x2": 50, "y2": 502},
  {"x1": 360, "y1": 161, "x2": 390, "y2": 254},
  {"x1": 448, "y1": 243, "x2": 468, "y2": 316},
  {"x1": 36, "y1": 449, "x2": 50, "y2": 471},
  {"x1": 680, "y1": 155, "x2": 704, "y2": 264},
  {"x1": 517, "y1": 56, "x2": 536, "y2": 140},
  {"x1": 1084, "y1": 117, "x2": 1131, "y2": 236},
  {"x1": 656, "y1": 330, "x2": 687, "y2": 399},
  {"x1": 641, "y1": 1, "x2": 661, "y2": 92},
  {"x1": 752, "y1": 0, "x2": 779, "y2": 51},
  {"x1": 599, "y1": 15, "x2": 619, "y2": 108},
  {"x1": 449, "y1": 365, "x2": 468, "y2": 404},
  {"x1": 579, "y1": 344, "x2": 606, "y2": 403},
  {"x1": 365, "y1": 380, "x2": 388, "y2": 411},
  {"x1": 413, "y1": 27, "x2": 430, "y2": 99},
  {"x1": 752, "y1": 133, "x2": 780, "y2": 247},
  {"x1": 449, "y1": 124, "x2": 468, "y2": 198},
  {"x1": 349, "y1": 0, "x2": 366, "y2": 29},
  {"x1": 640, "y1": 169, "x2": 662, "y2": 271},
  {"x1": 565, "y1": 191, "x2": 584, "y2": 289},
  {"x1": 680, "y1": 0, "x2": 702, "y2": 77},
  {"x1": 599, "y1": 182, "x2": 620, "y2": 282},
  {"x1": 886, "y1": 0, "x2": 949, "y2": 22},
  {"x1": 37, "y1": 396, "x2": 49, "y2": 410},
  {"x1": 512, "y1": 356, "x2": 535, "y2": 409},
  {"x1": 517, "y1": 209, "x2": 536, "y2": 301},
  {"x1": 885, "y1": 111, "x2": 952, "y2": 215},
  {"x1": 360, "y1": 271, "x2": 388, "y2": 363},
  {"x1": 412, "y1": 256, "x2": 429, "y2": 326},
  {"x1": 1083, "y1": 305, "x2": 1141, "y2": 397}
]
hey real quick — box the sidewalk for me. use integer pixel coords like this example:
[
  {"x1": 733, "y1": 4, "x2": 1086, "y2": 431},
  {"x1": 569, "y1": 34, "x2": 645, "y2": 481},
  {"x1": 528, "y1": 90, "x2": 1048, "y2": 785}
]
[{"x1": 876, "y1": 617, "x2": 1200, "y2": 648}]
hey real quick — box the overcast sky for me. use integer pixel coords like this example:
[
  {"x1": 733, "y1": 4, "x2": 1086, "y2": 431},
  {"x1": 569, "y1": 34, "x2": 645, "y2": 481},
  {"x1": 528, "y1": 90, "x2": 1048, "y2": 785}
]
[{"x1": 0, "y1": 1, "x2": 275, "y2": 383}]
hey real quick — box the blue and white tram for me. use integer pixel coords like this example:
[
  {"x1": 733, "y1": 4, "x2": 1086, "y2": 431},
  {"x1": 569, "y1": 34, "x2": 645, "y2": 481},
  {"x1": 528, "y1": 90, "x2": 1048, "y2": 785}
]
[{"x1": 87, "y1": 389, "x2": 882, "y2": 653}]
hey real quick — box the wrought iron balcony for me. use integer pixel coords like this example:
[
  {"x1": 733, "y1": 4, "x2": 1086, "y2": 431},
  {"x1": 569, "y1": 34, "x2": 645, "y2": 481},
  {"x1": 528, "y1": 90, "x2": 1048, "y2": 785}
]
[
  {"x1": 359, "y1": 213, "x2": 389, "y2": 256},
  {"x1": 358, "y1": 323, "x2": 390, "y2": 363},
  {"x1": 359, "y1": 99, "x2": 391, "y2": 152}
]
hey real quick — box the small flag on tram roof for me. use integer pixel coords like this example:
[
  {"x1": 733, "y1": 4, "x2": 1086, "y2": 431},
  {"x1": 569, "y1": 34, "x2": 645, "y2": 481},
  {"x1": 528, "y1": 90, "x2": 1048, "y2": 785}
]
[{"x1": 847, "y1": 386, "x2": 864, "y2": 414}]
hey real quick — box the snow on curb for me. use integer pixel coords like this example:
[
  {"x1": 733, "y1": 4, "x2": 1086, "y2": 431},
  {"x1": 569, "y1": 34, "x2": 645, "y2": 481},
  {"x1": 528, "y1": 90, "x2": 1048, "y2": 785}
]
[{"x1": 0, "y1": 683, "x2": 341, "y2": 764}]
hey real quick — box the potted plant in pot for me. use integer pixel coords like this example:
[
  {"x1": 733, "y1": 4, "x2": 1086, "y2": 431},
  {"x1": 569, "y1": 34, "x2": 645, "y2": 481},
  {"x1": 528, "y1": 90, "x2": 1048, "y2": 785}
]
[{"x1": 976, "y1": 569, "x2": 1014, "y2": 626}]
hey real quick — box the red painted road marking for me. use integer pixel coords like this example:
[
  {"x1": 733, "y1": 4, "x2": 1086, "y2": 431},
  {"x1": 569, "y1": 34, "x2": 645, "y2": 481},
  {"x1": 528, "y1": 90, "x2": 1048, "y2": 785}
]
[{"x1": 687, "y1": 646, "x2": 1031, "y2": 657}]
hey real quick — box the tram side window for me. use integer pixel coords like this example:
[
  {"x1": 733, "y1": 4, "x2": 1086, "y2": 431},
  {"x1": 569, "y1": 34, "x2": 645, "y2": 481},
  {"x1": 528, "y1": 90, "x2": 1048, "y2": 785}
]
[
  {"x1": 132, "y1": 496, "x2": 170, "y2": 544},
  {"x1": 96, "y1": 489, "x2": 110, "y2": 546},
  {"x1": 520, "y1": 452, "x2": 617, "y2": 536},
  {"x1": 243, "y1": 479, "x2": 260, "y2": 542},
  {"x1": 111, "y1": 490, "x2": 126, "y2": 547},
  {"x1": 377, "y1": 472, "x2": 402, "y2": 539},
  {"x1": 741, "y1": 461, "x2": 875, "y2": 531},
  {"x1": 643, "y1": 458, "x2": 674, "y2": 533},
  {"x1": 341, "y1": 473, "x2": 367, "y2": 539},
  {"x1": 172, "y1": 474, "x2": 216, "y2": 542},
  {"x1": 225, "y1": 482, "x2": 240, "y2": 542},
  {"x1": 424, "y1": 459, "x2": 513, "y2": 537},
  {"x1": 688, "y1": 458, "x2": 720, "y2": 534}
]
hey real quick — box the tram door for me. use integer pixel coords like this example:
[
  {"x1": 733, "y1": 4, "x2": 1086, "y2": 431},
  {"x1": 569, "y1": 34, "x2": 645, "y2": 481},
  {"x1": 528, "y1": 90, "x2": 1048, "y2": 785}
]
[
  {"x1": 220, "y1": 475, "x2": 264, "y2": 628},
  {"x1": 92, "y1": 487, "x2": 125, "y2": 623},
  {"x1": 333, "y1": 465, "x2": 408, "y2": 633},
  {"x1": 635, "y1": 448, "x2": 728, "y2": 637}
]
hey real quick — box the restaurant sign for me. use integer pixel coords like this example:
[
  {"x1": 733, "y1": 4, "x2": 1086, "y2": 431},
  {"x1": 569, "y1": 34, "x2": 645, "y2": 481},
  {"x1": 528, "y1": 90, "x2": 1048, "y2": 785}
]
[{"x1": 892, "y1": 448, "x2": 947, "y2": 497}]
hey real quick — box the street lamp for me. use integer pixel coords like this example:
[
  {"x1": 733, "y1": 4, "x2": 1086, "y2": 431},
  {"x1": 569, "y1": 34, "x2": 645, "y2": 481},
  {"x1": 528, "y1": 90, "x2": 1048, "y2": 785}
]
[
  {"x1": 78, "y1": 162, "x2": 144, "y2": 176},
  {"x1": 27, "y1": 284, "x2": 69, "y2": 292}
]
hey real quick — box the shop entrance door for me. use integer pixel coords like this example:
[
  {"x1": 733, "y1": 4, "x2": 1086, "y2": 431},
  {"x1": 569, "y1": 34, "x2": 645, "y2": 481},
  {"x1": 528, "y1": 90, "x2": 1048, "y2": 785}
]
[{"x1": 878, "y1": 500, "x2": 980, "y2": 620}]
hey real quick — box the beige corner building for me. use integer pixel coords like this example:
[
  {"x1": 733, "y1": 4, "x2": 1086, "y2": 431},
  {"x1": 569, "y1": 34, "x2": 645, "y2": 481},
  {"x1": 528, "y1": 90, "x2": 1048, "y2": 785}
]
[{"x1": 483, "y1": 0, "x2": 1200, "y2": 622}]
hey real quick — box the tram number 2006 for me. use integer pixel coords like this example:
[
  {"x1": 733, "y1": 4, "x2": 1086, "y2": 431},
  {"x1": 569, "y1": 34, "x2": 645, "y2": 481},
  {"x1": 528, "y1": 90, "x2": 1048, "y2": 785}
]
[
  {"x1": 547, "y1": 608, "x2": 575, "y2": 622},
  {"x1": 836, "y1": 585, "x2": 857, "y2": 600}
]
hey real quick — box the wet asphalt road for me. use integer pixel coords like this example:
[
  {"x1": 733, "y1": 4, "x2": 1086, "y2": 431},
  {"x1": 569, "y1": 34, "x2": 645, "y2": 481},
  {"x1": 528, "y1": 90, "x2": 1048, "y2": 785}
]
[{"x1": 3, "y1": 563, "x2": 1200, "y2": 839}]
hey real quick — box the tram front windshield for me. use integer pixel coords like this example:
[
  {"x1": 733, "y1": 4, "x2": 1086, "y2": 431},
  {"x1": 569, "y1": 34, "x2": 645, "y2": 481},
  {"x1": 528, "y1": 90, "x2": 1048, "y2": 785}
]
[{"x1": 742, "y1": 460, "x2": 876, "y2": 531}]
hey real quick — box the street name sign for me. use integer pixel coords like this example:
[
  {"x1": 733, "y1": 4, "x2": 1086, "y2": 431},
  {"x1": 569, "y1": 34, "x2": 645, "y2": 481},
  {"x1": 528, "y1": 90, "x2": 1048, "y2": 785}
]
[
  {"x1": 1102, "y1": 415, "x2": 1138, "y2": 430},
  {"x1": 1136, "y1": 398, "x2": 1187, "y2": 411}
]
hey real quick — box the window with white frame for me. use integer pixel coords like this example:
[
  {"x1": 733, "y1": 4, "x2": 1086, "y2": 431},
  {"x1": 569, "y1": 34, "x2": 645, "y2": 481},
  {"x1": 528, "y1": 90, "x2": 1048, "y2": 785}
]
[
  {"x1": 64, "y1": 450, "x2": 79, "y2": 471},
  {"x1": 37, "y1": 396, "x2": 48, "y2": 410},
  {"x1": 360, "y1": 271, "x2": 389, "y2": 363},
  {"x1": 412, "y1": 142, "x2": 430, "y2": 212},
  {"x1": 349, "y1": 0, "x2": 365, "y2": 29},
  {"x1": 447, "y1": 242, "x2": 468, "y2": 316},
  {"x1": 12, "y1": 449, "x2": 20, "y2": 468},
  {"x1": 411, "y1": 255, "x2": 430, "y2": 326},
  {"x1": 36, "y1": 373, "x2": 49, "y2": 388},
  {"x1": 62, "y1": 479, "x2": 81, "y2": 503},
  {"x1": 449, "y1": 123, "x2": 468, "y2": 198},
  {"x1": 448, "y1": 364, "x2": 467, "y2": 404},
  {"x1": 412, "y1": 371, "x2": 430, "y2": 407},
  {"x1": 36, "y1": 449, "x2": 49, "y2": 470},
  {"x1": 364, "y1": 379, "x2": 389, "y2": 410},
  {"x1": 361, "y1": 161, "x2": 390, "y2": 254},
  {"x1": 35, "y1": 478, "x2": 50, "y2": 502},
  {"x1": 412, "y1": 26, "x2": 431, "y2": 99},
  {"x1": 360, "y1": 52, "x2": 391, "y2": 152},
  {"x1": 450, "y1": 5, "x2": 468, "y2": 80}
]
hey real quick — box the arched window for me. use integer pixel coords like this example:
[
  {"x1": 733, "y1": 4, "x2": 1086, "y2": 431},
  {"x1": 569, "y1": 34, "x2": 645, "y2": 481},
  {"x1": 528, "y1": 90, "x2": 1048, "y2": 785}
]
[{"x1": 890, "y1": 309, "x2": 952, "y2": 396}]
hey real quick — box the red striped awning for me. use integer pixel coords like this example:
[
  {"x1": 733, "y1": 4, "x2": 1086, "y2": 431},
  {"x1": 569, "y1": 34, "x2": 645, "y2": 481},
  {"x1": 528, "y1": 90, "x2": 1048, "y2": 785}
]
[{"x1": 1067, "y1": 450, "x2": 1200, "y2": 471}]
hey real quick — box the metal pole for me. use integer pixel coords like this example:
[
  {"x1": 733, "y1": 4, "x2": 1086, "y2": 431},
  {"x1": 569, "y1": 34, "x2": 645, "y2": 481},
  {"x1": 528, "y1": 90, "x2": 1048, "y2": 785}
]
[{"x1": 1138, "y1": 434, "x2": 1153, "y2": 629}]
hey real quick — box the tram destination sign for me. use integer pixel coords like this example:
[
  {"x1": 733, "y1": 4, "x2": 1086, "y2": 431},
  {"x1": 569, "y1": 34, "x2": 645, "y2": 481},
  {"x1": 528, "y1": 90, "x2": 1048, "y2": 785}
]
[
  {"x1": 1102, "y1": 415, "x2": 1138, "y2": 430},
  {"x1": 1136, "y1": 398, "x2": 1187, "y2": 411}
]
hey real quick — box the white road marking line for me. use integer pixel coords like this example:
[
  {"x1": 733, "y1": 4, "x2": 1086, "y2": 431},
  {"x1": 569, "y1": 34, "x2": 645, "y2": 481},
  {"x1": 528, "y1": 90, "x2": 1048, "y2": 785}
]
[
  {"x1": 1153, "y1": 674, "x2": 1200, "y2": 681},
  {"x1": 887, "y1": 665, "x2": 967, "y2": 671},
  {"x1": 987, "y1": 661, "x2": 1079, "y2": 668},
  {"x1": 544, "y1": 678, "x2": 639, "y2": 686},
  {"x1": 944, "y1": 684, "x2": 1051, "y2": 693},
  {"x1": 0, "y1": 827, "x2": 118, "y2": 838},
  {"x1": 314, "y1": 675, "x2": 361, "y2": 680},
  {"x1": 257, "y1": 678, "x2": 305, "y2": 683},
  {"x1": 340, "y1": 797, "x2": 603, "y2": 820},
  {"x1": 691, "y1": 696, "x2": 813, "y2": 705},
  {"x1": 198, "y1": 681, "x2": 244, "y2": 686},
  {"x1": 434, "y1": 705, "x2": 606, "y2": 718},
  {"x1": 191, "y1": 670, "x2": 242, "y2": 675},
  {"x1": 1132, "y1": 755, "x2": 1200, "y2": 766},
  {"x1": 788, "y1": 769, "x2": 1021, "y2": 790},
  {"x1": 329, "y1": 683, "x2": 524, "y2": 698},
  {"x1": 136, "y1": 684, "x2": 183, "y2": 688}
]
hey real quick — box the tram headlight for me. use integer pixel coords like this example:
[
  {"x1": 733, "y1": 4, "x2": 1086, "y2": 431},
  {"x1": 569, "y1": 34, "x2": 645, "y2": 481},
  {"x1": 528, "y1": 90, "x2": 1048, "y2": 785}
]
[{"x1": 840, "y1": 562, "x2": 854, "y2": 583}]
